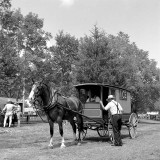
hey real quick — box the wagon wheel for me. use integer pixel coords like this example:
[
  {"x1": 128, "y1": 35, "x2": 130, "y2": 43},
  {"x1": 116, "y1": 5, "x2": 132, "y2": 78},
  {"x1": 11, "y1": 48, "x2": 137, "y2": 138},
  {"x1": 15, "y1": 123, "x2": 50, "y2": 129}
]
[
  {"x1": 97, "y1": 126, "x2": 108, "y2": 137},
  {"x1": 81, "y1": 127, "x2": 87, "y2": 140},
  {"x1": 129, "y1": 113, "x2": 138, "y2": 138}
]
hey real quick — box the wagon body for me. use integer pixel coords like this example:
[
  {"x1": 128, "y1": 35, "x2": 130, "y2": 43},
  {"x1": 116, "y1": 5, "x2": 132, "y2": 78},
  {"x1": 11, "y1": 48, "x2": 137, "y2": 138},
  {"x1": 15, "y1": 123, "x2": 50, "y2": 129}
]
[{"x1": 74, "y1": 83, "x2": 138, "y2": 139}]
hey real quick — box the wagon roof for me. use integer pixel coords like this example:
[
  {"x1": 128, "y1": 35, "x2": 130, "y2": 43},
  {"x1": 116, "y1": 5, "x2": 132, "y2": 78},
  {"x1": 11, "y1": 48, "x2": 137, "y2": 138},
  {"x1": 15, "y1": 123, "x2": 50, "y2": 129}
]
[{"x1": 74, "y1": 83, "x2": 130, "y2": 92}]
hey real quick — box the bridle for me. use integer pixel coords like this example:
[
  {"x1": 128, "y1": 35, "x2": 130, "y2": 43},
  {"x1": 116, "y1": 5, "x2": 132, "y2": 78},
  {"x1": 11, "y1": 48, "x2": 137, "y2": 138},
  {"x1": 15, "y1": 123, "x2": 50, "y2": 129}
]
[
  {"x1": 31, "y1": 84, "x2": 43, "y2": 108},
  {"x1": 29, "y1": 83, "x2": 83, "y2": 124},
  {"x1": 31, "y1": 82, "x2": 72, "y2": 113},
  {"x1": 30, "y1": 82, "x2": 54, "y2": 112},
  {"x1": 29, "y1": 82, "x2": 73, "y2": 124}
]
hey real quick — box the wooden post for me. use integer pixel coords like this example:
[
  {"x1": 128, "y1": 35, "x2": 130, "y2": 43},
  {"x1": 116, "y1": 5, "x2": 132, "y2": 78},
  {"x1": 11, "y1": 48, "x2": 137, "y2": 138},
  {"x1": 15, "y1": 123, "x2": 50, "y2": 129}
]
[{"x1": 22, "y1": 78, "x2": 25, "y2": 114}]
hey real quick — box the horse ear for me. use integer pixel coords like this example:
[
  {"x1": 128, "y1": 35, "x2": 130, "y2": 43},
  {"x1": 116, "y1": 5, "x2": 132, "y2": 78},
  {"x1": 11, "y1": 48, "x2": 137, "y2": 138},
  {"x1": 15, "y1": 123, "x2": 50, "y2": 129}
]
[{"x1": 37, "y1": 78, "x2": 44, "y2": 85}]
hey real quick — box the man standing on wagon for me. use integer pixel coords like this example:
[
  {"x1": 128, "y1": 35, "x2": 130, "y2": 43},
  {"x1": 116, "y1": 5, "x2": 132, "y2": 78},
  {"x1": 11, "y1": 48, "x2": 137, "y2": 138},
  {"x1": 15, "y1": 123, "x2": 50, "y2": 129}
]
[{"x1": 100, "y1": 95, "x2": 123, "y2": 146}]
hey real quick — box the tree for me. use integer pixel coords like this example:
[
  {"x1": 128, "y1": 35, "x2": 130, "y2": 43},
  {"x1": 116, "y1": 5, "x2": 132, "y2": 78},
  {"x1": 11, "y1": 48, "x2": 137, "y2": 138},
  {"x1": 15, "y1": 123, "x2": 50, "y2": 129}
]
[
  {"x1": 0, "y1": 1, "x2": 22, "y2": 98},
  {"x1": 0, "y1": 2, "x2": 52, "y2": 99},
  {"x1": 76, "y1": 25, "x2": 111, "y2": 83},
  {"x1": 77, "y1": 26, "x2": 160, "y2": 112},
  {"x1": 1, "y1": 1, "x2": 160, "y2": 112},
  {"x1": 50, "y1": 31, "x2": 79, "y2": 96}
]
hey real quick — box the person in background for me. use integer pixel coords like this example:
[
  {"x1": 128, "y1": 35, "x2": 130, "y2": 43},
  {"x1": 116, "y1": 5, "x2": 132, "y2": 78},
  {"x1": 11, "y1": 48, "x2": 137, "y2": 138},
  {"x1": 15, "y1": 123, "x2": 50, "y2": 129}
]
[
  {"x1": 95, "y1": 96, "x2": 100, "y2": 102},
  {"x1": 14, "y1": 102, "x2": 21, "y2": 127},
  {"x1": 91, "y1": 95, "x2": 96, "y2": 102},
  {"x1": 2, "y1": 101, "x2": 16, "y2": 128},
  {"x1": 86, "y1": 96, "x2": 90, "y2": 102},
  {"x1": 91, "y1": 95, "x2": 100, "y2": 102},
  {"x1": 100, "y1": 95, "x2": 123, "y2": 146}
]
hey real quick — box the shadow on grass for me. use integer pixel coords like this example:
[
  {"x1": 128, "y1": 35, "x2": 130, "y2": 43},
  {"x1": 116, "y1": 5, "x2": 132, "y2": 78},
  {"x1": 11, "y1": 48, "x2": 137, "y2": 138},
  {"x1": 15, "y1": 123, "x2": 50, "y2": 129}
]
[
  {"x1": 84, "y1": 136, "x2": 109, "y2": 142},
  {"x1": 45, "y1": 140, "x2": 88, "y2": 149},
  {"x1": 83, "y1": 134, "x2": 130, "y2": 143}
]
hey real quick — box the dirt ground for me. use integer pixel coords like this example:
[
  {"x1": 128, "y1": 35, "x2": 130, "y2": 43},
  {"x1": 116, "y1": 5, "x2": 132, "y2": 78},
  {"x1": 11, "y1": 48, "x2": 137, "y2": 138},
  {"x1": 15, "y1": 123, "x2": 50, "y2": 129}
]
[{"x1": 0, "y1": 119, "x2": 160, "y2": 160}]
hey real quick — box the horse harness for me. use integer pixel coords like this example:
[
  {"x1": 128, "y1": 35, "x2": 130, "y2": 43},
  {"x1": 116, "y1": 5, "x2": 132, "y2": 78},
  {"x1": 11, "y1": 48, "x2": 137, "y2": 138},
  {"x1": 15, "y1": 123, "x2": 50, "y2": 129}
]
[
  {"x1": 33, "y1": 84, "x2": 76, "y2": 114},
  {"x1": 32, "y1": 83, "x2": 83, "y2": 124}
]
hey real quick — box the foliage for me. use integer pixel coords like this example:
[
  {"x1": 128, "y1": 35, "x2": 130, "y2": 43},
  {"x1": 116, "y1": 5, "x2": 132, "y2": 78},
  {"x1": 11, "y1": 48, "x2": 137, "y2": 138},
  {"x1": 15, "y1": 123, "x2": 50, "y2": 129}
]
[
  {"x1": 50, "y1": 31, "x2": 79, "y2": 96},
  {"x1": 76, "y1": 25, "x2": 111, "y2": 83},
  {"x1": 0, "y1": 1, "x2": 160, "y2": 112},
  {"x1": 76, "y1": 27, "x2": 160, "y2": 112},
  {"x1": 0, "y1": 1, "x2": 52, "y2": 99}
]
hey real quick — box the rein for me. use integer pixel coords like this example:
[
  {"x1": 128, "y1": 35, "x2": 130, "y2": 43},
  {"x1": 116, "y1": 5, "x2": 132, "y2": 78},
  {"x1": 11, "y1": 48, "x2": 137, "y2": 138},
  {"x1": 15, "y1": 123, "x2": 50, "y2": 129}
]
[
  {"x1": 33, "y1": 83, "x2": 54, "y2": 111},
  {"x1": 32, "y1": 83, "x2": 82, "y2": 123},
  {"x1": 53, "y1": 94, "x2": 83, "y2": 114},
  {"x1": 31, "y1": 83, "x2": 56, "y2": 123},
  {"x1": 33, "y1": 106, "x2": 48, "y2": 123}
]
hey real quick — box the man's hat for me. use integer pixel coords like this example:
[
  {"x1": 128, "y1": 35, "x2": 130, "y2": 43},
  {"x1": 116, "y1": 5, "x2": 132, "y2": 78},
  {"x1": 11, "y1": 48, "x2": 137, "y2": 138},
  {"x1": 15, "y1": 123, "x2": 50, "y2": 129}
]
[
  {"x1": 107, "y1": 95, "x2": 115, "y2": 100},
  {"x1": 7, "y1": 100, "x2": 12, "y2": 103}
]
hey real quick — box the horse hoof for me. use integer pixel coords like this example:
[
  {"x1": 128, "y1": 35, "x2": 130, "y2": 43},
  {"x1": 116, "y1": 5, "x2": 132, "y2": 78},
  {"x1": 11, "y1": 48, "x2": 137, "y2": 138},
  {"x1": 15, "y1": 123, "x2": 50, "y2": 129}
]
[
  {"x1": 48, "y1": 144, "x2": 53, "y2": 148},
  {"x1": 60, "y1": 145, "x2": 66, "y2": 149},
  {"x1": 77, "y1": 142, "x2": 81, "y2": 146}
]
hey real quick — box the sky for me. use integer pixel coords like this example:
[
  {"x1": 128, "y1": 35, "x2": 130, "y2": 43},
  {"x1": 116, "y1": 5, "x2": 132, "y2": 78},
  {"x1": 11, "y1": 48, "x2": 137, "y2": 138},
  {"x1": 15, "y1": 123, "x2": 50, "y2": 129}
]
[{"x1": 11, "y1": 0, "x2": 160, "y2": 67}]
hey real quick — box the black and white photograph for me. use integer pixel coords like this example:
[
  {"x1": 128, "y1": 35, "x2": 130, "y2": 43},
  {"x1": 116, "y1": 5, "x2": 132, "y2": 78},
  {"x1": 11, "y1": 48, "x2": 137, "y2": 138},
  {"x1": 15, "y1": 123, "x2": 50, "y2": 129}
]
[{"x1": 0, "y1": 0, "x2": 160, "y2": 159}]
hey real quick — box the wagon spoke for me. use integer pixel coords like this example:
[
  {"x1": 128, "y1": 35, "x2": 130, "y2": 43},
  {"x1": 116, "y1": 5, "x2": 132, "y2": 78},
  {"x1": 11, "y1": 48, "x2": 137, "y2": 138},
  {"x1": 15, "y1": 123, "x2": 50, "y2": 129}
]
[
  {"x1": 129, "y1": 113, "x2": 138, "y2": 138},
  {"x1": 97, "y1": 127, "x2": 108, "y2": 137}
]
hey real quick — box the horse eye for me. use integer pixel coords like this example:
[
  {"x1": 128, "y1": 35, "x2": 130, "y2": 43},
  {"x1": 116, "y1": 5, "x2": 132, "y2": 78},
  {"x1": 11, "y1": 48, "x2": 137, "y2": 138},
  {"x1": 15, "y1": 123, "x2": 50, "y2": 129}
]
[{"x1": 35, "y1": 90, "x2": 38, "y2": 95}]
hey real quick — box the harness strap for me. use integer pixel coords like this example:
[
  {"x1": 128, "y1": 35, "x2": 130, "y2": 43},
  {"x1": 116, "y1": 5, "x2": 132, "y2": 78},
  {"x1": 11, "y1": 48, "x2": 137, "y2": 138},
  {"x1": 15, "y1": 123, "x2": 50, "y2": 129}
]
[{"x1": 112, "y1": 101, "x2": 120, "y2": 114}]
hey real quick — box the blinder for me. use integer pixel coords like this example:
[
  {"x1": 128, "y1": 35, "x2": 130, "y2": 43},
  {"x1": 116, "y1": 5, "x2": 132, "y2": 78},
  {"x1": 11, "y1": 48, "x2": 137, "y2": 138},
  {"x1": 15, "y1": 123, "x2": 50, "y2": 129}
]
[
  {"x1": 28, "y1": 82, "x2": 63, "y2": 112},
  {"x1": 28, "y1": 82, "x2": 44, "y2": 109}
]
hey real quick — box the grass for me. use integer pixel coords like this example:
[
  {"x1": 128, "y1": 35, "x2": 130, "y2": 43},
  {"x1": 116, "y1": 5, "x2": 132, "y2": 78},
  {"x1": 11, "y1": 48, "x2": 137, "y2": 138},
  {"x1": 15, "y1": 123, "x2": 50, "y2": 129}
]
[{"x1": 0, "y1": 122, "x2": 160, "y2": 160}]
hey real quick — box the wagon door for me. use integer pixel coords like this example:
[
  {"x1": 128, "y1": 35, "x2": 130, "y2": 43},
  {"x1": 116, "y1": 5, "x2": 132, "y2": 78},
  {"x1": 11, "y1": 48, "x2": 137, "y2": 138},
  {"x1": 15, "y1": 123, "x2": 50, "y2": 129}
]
[
  {"x1": 83, "y1": 85, "x2": 102, "y2": 122},
  {"x1": 75, "y1": 84, "x2": 106, "y2": 124},
  {"x1": 102, "y1": 86, "x2": 109, "y2": 123},
  {"x1": 113, "y1": 88, "x2": 131, "y2": 122}
]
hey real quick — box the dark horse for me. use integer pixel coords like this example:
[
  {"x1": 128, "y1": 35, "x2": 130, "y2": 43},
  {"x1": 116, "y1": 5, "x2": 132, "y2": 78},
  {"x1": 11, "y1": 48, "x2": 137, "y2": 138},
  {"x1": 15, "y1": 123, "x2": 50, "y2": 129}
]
[{"x1": 27, "y1": 82, "x2": 84, "y2": 148}]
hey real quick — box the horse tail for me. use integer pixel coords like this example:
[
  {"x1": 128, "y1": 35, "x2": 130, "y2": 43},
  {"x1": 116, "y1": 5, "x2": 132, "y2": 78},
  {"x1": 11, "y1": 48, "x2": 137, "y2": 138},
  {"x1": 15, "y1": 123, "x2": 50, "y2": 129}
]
[{"x1": 78, "y1": 99, "x2": 84, "y2": 132}]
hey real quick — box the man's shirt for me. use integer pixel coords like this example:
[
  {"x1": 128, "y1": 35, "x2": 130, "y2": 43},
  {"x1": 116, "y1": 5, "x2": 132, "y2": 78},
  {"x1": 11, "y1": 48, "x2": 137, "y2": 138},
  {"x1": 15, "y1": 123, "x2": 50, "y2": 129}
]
[
  {"x1": 104, "y1": 100, "x2": 123, "y2": 115},
  {"x1": 3, "y1": 104, "x2": 16, "y2": 115}
]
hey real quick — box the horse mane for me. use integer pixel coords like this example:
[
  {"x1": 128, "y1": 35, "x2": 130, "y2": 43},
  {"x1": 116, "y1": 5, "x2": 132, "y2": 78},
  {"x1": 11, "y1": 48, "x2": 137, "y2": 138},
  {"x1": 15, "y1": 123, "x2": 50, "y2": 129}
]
[{"x1": 37, "y1": 82, "x2": 53, "y2": 107}]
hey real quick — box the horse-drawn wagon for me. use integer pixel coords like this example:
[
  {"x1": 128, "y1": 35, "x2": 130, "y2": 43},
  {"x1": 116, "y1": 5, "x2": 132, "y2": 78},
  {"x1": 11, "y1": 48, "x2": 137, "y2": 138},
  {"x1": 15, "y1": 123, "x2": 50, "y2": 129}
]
[
  {"x1": 28, "y1": 82, "x2": 138, "y2": 148},
  {"x1": 74, "y1": 83, "x2": 138, "y2": 140}
]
